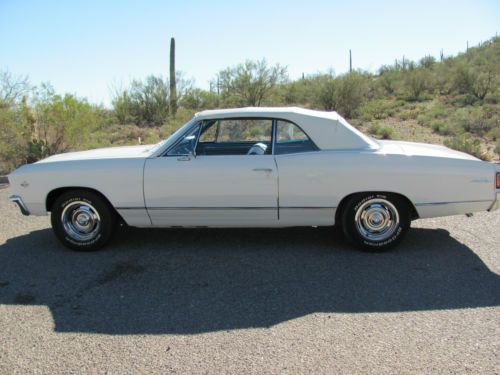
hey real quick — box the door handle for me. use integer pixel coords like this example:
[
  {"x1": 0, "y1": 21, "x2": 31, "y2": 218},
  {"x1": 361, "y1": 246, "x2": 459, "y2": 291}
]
[
  {"x1": 252, "y1": 168, "x2": 273, "y2": 172},
  {"x1": 177, "y1": 156, "x2": 191, "y2": 161}
]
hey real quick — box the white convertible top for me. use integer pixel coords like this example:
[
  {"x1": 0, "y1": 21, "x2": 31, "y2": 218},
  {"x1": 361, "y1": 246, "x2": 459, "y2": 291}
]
[{"x1": 195, "y1": 107, "x2": 379, "y2": 150}]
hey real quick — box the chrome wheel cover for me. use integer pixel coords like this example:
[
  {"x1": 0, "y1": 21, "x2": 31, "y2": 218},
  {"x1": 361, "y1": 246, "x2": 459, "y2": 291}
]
[
  {"x1": 354, "y1": 198, "x2": 399, "y2": 241},
  {"x1": 61, "y1": 201, "x2": 101, "y2": 242}
]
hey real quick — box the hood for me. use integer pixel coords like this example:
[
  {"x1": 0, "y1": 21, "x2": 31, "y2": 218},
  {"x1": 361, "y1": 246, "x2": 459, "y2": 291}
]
[
  {"x1": 378, "y1": 140, "x2": 480, "y2": 161},
  {"x1": 36, "y1": 144, "x2": 155, "y2": 163}
]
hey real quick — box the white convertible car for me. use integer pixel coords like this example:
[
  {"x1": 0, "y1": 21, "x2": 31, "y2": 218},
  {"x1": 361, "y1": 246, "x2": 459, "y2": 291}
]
[{"x1": 7, "y1": 107, "x2": 500, "y2": 251}]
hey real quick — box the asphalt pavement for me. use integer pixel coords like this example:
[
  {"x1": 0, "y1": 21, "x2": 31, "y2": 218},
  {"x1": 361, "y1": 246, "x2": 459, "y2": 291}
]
[{"x1": 0, "y1": 187, "x2": 499, "y2": 374}]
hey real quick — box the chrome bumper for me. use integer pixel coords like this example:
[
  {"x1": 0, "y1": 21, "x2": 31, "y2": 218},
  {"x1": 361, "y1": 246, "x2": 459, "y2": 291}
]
[
  {"x1": 488, "y1": 192, "x2": 500, "y2": 212},
  {"x1": 8, "y1": 195, "x2": 30, "y2": 216}
]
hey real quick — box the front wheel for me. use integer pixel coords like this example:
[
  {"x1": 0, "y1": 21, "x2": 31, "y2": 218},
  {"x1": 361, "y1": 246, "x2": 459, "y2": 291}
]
[
  {"x1": 341, "y1": 193, "x2": 411, "y2": 252},
  {"x1": 51, "y1": 190, "x2": 116, "y2": 251}
]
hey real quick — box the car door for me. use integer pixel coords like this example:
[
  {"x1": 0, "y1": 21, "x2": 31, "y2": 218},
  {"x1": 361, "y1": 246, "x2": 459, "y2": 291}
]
[
  {"x1": 143, "y1": 118, "x2": 278, "y2": 226},
  {"x1": 273, "y1": 119, "x2": 336, "y2": 226}
]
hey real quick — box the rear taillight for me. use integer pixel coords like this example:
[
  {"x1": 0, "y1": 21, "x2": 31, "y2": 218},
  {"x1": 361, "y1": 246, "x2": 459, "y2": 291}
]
[{"x1": 497, "y1": 173, "x2": 500, "y2": 188}]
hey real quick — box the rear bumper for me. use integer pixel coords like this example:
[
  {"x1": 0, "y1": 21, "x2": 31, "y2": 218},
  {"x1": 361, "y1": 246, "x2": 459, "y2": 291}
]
[
  {"x1": 488, "y1": 191, "x2": 500, "y2": 212},
  {"x1": 8, "y1": 195, "x2": 30, "y2": 216}
]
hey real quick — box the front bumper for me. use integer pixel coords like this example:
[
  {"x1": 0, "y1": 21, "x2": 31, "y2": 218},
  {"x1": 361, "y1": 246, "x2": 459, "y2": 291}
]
[
  {"x1": 488, "y1": 191, "x2": 500, "y2": 212},
  {"x1": 8, "y1": 195, "x2": 30, "y2": 216}
]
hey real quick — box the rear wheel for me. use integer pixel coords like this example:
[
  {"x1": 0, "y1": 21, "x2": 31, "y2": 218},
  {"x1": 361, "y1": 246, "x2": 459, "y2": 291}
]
[
  {"x1": 341, "y1": 193, "x2": 411, "y2": 252},
  {"x1": 51, "y1": 190, "x2": 116, "y2": 251}
]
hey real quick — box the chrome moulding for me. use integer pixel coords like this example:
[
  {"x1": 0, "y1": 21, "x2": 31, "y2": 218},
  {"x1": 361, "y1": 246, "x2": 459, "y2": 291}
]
[{"x1": 8, "y1": 195, "x2": 30, "y2": 216}]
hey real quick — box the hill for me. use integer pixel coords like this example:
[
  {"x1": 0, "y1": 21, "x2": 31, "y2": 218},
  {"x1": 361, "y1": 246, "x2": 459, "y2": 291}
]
[{"x1": 1, "y1": 36, "x2": 499, "y2": 173}]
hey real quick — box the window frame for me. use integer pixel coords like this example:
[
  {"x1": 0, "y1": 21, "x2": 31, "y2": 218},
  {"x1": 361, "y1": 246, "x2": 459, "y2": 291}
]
[
  {"x1": 194, "y1": 117, "x2": 275, "y2": 156},
  {"x1": 161, "y1": 117, "x2": 319, "y2": 157},
  {"x1": 162, "y1": 122, "x2": 202, "y2": 157},
  {"x1": 273, "y1": 119, "x2": 319, "y2": 155}
]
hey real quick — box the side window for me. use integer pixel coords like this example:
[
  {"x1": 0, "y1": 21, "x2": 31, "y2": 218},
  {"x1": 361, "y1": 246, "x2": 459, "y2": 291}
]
[
  {"x1": 198, "y1": 122, "x2": 217, "y2": 143},
  {"x1": 275, "y1": 120, "x2": 318, "y2": 155},
  {"x1": 167, "y1": 125, "x2": 200, "y2": 156},
  {"x1": 196, "y1": 118, "x2": 272, "y2": 156}
]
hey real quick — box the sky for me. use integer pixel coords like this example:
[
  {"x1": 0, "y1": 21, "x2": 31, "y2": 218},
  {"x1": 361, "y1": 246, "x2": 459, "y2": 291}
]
[{"x1": 0, "y1": 0, "x2": 498, "y2": 106}]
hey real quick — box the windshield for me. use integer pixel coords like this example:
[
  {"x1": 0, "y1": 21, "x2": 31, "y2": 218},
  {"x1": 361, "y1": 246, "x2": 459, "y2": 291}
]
[{"x1": 149, "y1": 118, "x2": 197, "y2": 155}]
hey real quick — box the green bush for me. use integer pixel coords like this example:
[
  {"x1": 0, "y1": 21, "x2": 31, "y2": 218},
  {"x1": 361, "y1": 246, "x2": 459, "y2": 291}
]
[
  {"x1": 368, "y1": 123, "x2": 394, "y2": 139},
  {"x1": 358, "y1": 99, "x2": 404, "y2": 121},
  {"x1": 487, "y1": 127, "x2": 500, "y2": 141},
  {"x1": 452, "y1": 107, "x2": 496, "y2": 136},
  {"x1": 377, "y1": 126, "x2": 394, "y2": 139},
  {"x1": 404, "y1": 69, "x2": 429, "y2": 101},
  {"x1": 397, "y1": 108, "x2": 420, "y2": 120},
  {"x1": 368, "y1": 123, "x2": 381, "y2": 135},
  {"x1": 444, "y1": 135, "x2": 485, "y2": 160}
]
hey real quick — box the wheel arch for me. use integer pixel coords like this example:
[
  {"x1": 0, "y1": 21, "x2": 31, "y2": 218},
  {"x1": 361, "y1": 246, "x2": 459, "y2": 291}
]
[
  {"x1": 46, "y1": 187, "x2": 125, "y2": 223},
  {"x1": 335, "y1": 191, "x2": 419, "y2": 225}
]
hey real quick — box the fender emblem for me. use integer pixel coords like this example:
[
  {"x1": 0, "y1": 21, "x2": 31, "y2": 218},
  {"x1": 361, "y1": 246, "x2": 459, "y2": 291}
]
[{"x1": 20, "y1": 181, "x2": 29, "y2": 188}]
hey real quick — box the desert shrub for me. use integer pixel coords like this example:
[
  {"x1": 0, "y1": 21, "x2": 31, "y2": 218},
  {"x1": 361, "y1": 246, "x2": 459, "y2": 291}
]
[
  {"x1": 31, "y1": 87, "x2": 104, "y2": 158},
  {"x1": 368, "y1": 123, "x2": 380, "y2": 135},
  {"x1": 487, "y1": 127, "x2": 500, "y2": 141},
  {"x1": 180, "y1": 88, "x2": 219, "y2": 110},
  {"x1": 451, "y1": 94, "x2": 480, "y2": 107},
  {"x1": 404, "y1": 69, "x2": 429, "y2": 101},
  {"x1": 335, "y1": 72, "x2": 368, "y2": 117},
  {"x1": 358, "y1": 99, "x2": 404, "y2": 121},
  {"x1": 215, "y1": 59, "x2": 287, "y2": 107},
  {"x1": 444, "y1": 135, "x2": 485, "y2": 160},
  {"x1": 428, "y1": 119, "x2": 455, "y2": 135},
  {"x1": 453, "y1": 60, "x2": 497, "y2": 100},
  {"x1": 377, "y1": 126, "x2": 394, "y2": 139},
  {"x1": 451, "y1": 107, "x2": 496, "y2": 136},
  {"x1": 312, "y1": 71, "x2": 369, "y2": 117},
  {"x1": 0, "y1": 104, "x2": 32, "y2": 169},
  {"x1": 397, "y1": 108, "x2": 420, "y2": 120},
  {"x1": 416, "y1": 103, "x2": 451, "y2": 127},
  {"x1": 377, "y1": 71, "x2": 401, "y2": 95},
  {"x1": 368, "y1": 123, "x2": 394, "y2": 139}
]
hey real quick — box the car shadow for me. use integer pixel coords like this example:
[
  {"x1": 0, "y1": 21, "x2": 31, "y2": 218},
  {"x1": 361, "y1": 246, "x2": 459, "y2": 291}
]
[{"x1": 0, "y1": 226, "x2": 498, "y2": 334}]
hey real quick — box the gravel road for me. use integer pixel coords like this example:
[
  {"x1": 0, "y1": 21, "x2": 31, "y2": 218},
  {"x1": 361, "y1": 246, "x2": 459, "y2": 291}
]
[{"x1": 0, "y1": 186, "x2": 499, "y2": 374}]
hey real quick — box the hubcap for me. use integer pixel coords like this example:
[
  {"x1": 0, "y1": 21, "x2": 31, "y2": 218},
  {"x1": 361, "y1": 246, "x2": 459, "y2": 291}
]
[
  {"x1": 354, "y1": 198, "x2": 399, "y2": 241},
  {"x1": 61, "y1": 201, "x2": 101, "y2": 242}
]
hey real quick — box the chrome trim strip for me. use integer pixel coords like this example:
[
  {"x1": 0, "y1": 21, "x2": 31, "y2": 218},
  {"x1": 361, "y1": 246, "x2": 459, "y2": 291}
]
[
  {"x1": 117, "y1": 206, "x2": 336, "y2": 211},
  {"x1": 415, "y1": 199, "x2": 492, "y2": 207},
  {"x1": 147, "y1": 207, "x2": 275, "y2": 211},
  {"x1": 280, "y1": 206, "x2": 336, "y2": 210},
  {"x1": 8, "y1": 195, "x2": 30, "y2": 216}
]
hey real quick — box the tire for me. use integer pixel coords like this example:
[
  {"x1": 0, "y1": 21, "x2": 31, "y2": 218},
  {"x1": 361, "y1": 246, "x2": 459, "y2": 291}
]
[
  {"x1": 341, "y1": 193, "x2": 411, "y2": 252},
  {"x1": 50, "y1": 190, "x2": 116, "y2": 251}
]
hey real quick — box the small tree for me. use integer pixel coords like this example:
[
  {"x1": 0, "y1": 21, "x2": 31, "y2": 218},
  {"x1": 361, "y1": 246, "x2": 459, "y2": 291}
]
[
  {"x1": 314, "y1": 71, "x2": 367, "y2": 117},
  {"x1": 0, "y1": 70, "x2": 31, "y2": 106},
  {"x1": 334, "y1": 72, "x2": 367, "y2": 117},
  {"x1": 315, "y1": 73, "x2": 336, "y2": 111},
  {"x1": 215, "y1": 59, "x2": 287, "y2": 107},
  {"x1": 405, "y1": 69, "x2": 428, "y2": 101}
]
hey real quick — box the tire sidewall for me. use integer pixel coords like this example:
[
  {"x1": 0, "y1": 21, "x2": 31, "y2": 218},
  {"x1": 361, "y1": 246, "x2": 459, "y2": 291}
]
[
  {"x1": 51, "y1": 191, "x2": 115, "y2": 251},
  {"x1": 342, "y1": 193, "x2": 410, "y2": 251}
]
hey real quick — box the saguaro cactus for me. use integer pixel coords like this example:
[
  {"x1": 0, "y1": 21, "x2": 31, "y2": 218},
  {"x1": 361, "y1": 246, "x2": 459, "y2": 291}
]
[
  {"x1": 169, "y1": 37, "x2": 177, "y2": 117},
  {"x1": 349, "y1": 49, "x2": 352, "y2": 73}
]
